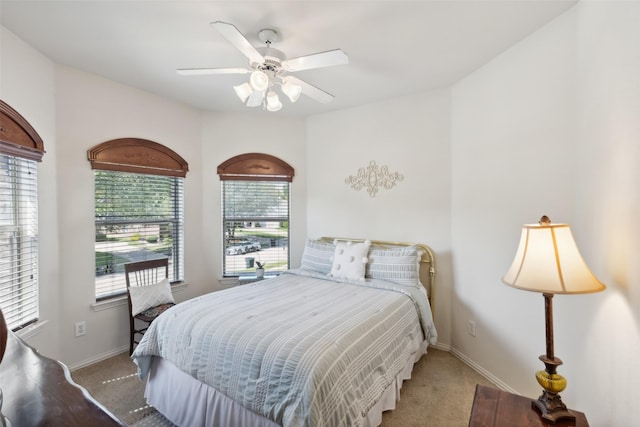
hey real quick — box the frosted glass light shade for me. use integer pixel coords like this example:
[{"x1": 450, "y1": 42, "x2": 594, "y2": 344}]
[
  {"x1": 249, "y1": 70, "x2": 269, "y2": 91},
  {"x1": 233, "y1": 83, "x2": 253, "y2": 103},
  {"x1": 281, "y1": 78, "x2": 302, "y2": 103},
  {"x1": 266, "y1": 91, "x2": 282, "y2": 112},
  {"x1": 502, "y1": 221, "x2": 606, "y2": 294}
]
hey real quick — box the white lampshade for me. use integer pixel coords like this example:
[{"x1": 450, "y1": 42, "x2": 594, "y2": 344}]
[
  {"x1": 502, "y1": 218, "x2": 606, "y2": 294},
  {"x1": 281, "y1": 78, "x2": 302, "y2": 103},
  {"x1": 266, "y1": 91, "x2": 282, "y2": 112},
  {"x1": 233, "y1": 83, "x2": 253, "y2": 103},
  {"x1": 249, "y1": 70, "x2": 269, "y2": 92}
]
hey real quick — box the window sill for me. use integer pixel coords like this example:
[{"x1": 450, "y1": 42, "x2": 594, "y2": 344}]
[
  {"x1": 219, "y1": 276, "x2": 273, "y2": 287},
  {"x1": 15, "y1": 319, "x2": 49, "y2": 341},
  {"x1": 91, "y1": 282, "x2": 188, "y2": 312}
]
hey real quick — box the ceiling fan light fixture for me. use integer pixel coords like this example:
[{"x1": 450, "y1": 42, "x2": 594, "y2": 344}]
[
  {"x1": 233, "y1": 82, "x2": 253, "y2": 103},
  {"x1": 266, "y1": 91, "x2": 283, "y2": 112},
  {"x1": 249, "y1": 70, "x2": 269, "y2": 91},
  {"x1": 179, "y1": 22, "x2": 348, "y2": 111},
  {"x1": 281, "y1": 78, "x2": 302, "y2": 103}
]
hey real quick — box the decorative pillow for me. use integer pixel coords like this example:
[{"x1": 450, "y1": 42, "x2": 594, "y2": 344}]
[
  {"x1": 129, "y1": 278, "x2": 175, "y2": 316},
  {"x1": 300, "y1": 238, "x2": 335, "y2": 275},
  {"x1": 329, "y1": 240, "x2": 371, "y2": 281},
  {"x1": 366, "y1": 245, "x2": 421, "y2": 288}
]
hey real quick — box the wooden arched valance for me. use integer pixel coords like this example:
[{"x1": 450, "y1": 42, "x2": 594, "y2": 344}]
[
  {"x1": 87, "y1": 138, "x2": 189, "y2": 177},
  {"x1": 217, "y1": 153, "x2": 294, "y2": 182},
  {"x1": 0, "y1": 100, "x2": 45, "y2": 162}
]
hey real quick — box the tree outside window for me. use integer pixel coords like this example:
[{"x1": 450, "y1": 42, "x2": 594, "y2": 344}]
[{"x1": 218, "y1": 153, "x2": 294, "y2": 278}]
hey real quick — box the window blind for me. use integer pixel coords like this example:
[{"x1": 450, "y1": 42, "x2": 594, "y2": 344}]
[
  {"x1": 0, "y1": 154, "x2": 39, "y2": 331},
  {"x1": 94, "y1": 171, "x2": 184, "y2": 299},
  {"x1": 222, "y1": 180, "x2": 290, "y2": 276}
]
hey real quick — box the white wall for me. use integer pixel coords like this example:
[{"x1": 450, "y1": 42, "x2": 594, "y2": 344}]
[
  {"x1": 200, "y1": 112, "x2": 307, "y2": 284},
  {"x1": 0, "y1": 27, "x2": 61, "y2": 358},
  {"x1": 572, "y1": 3, "x2": 640, "y2": 423},
  {"x1": 306, "y1": 90, "x2": 453, "y2": 347},
  {"x1": 451, "y1": 2, "x2": 639, "y2": 425},
  {"x1": 53, "y1": 65, "x2": 205, "y2": 366}
]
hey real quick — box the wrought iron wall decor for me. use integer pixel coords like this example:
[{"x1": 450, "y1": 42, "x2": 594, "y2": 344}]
[{"x1": 345, "y1": 160, "x2": 404, "y2": 197}]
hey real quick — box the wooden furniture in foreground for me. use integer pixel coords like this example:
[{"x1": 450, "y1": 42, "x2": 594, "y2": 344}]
[
  {"x1": 0, "y1": 329, "x2": 124, "y2": 426},
  {"x1": 469, "y1": 384, "x2": 589, "y2": 427}
]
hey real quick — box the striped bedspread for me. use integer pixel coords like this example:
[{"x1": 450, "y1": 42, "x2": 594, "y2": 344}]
[{"x1": 133, "y1": 269, "x2": 437, "y2": 427}]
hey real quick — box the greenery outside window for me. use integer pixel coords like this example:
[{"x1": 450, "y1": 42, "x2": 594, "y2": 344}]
[
  {"x1": 222, "y1": 180, "x2": 290, "y2": 277},
  {"x1": 88, "y1": 138, "x2": 188, "y2": 300},
  {"x1": 94, "y1": 171, "x2": 184, "y2": 299},
  {"x1": 218, "y1": 153, "x2": 294, "y2": 278}
]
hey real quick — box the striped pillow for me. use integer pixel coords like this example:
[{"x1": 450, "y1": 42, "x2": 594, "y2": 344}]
[
  {"x1": 366, "y1": 245, "x2": 421, "y2": 287},
  {"x1": 299, "y1": 239, "x2": 335, "y2": 275}
]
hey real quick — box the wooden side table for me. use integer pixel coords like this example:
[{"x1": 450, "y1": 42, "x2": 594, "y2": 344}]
[{"x1": 469, "y1": 384, "x2": 589, "y2": 427}]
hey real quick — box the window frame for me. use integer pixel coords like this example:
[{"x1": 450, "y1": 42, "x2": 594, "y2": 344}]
[
  {"x1": 93, "y1": 170, "x2": 184, "y2": 300},
  {"x1": 218, "y1": 153, "x2": 294, "y2": 278},
  {"x1": 88, "y1": 138, "x2": 188, "y2": 300},
  {"x1": 221, "y1": 180, "x2": 290, "y2": 277},
  {"x1": 0, "y1": 100, "x2": 45, "y2": 331}
]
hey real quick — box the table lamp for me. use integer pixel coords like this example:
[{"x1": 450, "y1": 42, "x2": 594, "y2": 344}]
[{"x1": 502, "y1": 216, "x2": 605, "y2": 423}]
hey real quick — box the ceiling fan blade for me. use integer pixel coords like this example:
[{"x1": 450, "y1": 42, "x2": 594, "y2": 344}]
[
  {"x1": 177, "y1": 68, "x2": 250, "y2": 76},
  {"x1": 246, "y1": 90, "x2": 265, "y2": 107},
  {"x1": 286, "y1": 76, "x2": 334, "y2": 104},
  {"x1": 211, "y1": 21, "x2": 264, "y2": 65},
  {"x1": 282, "y1": 49, "x2": 349, "y2": 72}
]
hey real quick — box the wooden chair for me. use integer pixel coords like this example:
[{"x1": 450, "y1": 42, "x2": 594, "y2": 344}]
[{"x1": 125, "y1": 258, "x2": 175, "y2": 354}]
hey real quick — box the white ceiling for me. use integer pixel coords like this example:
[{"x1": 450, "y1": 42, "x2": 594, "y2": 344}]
[{"x1": 1, "y1": 1, "x2": 577, "y2": 117}]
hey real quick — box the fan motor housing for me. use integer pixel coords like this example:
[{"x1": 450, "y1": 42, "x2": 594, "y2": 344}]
[{"x1": 255, "y1": 47, "x2": 286, "y2": 74}]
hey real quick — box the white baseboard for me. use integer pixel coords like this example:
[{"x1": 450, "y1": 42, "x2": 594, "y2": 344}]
[
  {"x1": 449, "y1": 346, "x2": 518, "y2": 394},
  {"x1": 68, "y1": 345, "x2": 129, "y2": 371},
  {"x1": 430, "y1": 342, "x2": 451, "y2": 352}
]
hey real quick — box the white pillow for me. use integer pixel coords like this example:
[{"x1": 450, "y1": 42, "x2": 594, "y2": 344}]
[
  {"x1": 129, "y1": 278, "x2": 174, "y2": 316},
  {"x1": 329, "y1": 240, "x2": 370, "y2": 281}
]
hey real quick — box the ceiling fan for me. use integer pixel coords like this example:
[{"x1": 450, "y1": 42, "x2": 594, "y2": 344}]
[{"x1": 177, "y1": 21, "x2": 349, "y2": 111}]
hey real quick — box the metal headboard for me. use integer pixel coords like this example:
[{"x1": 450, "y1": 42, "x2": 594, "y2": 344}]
[{"x1": 318, "y1": 237, "x2": 436, "y2": 307}]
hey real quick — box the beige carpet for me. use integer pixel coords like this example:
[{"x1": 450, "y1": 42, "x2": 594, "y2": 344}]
[
  {"x1": 71, "y1": 352, "x2": 155, "y2": 425},
  {"x1": 71, "y1": 348, "x2": 495, "y2": 426}
]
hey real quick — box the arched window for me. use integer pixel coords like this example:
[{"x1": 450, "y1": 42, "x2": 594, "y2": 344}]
[
  {"x1": 88, "y1": 138, "x2": 188, "y2": 299},
  {"x1": 0, "y1": 100, "x2": 45, "y2": 330},
  {"x1": 218, "y1": 153, "x2": 294, "y2": 278}
]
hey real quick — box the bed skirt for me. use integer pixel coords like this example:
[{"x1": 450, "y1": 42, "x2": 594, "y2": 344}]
[{"x1": 144, "y1": 340, "x2": 429, "y2": 427}]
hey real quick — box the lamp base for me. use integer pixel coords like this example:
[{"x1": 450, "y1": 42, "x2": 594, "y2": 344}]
[
  {"x1": 533, "y1": 363, "x2": 575, "y2": 424},
  {"x1": 532, "y1": 390, "x2": 576, "y2": 424}
]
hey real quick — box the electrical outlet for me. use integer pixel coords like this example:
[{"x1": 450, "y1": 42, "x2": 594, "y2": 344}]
[
  {"x1": 75, "y1": 321, "x2": 86, "y2": 337},
  {"x1": 468, "y1": 320, "x2": 476, "y2": 337}
]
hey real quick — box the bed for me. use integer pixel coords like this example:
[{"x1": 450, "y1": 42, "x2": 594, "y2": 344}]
[{"x1": 132, "y1": 238, "x2": 438, "y2": 427}]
